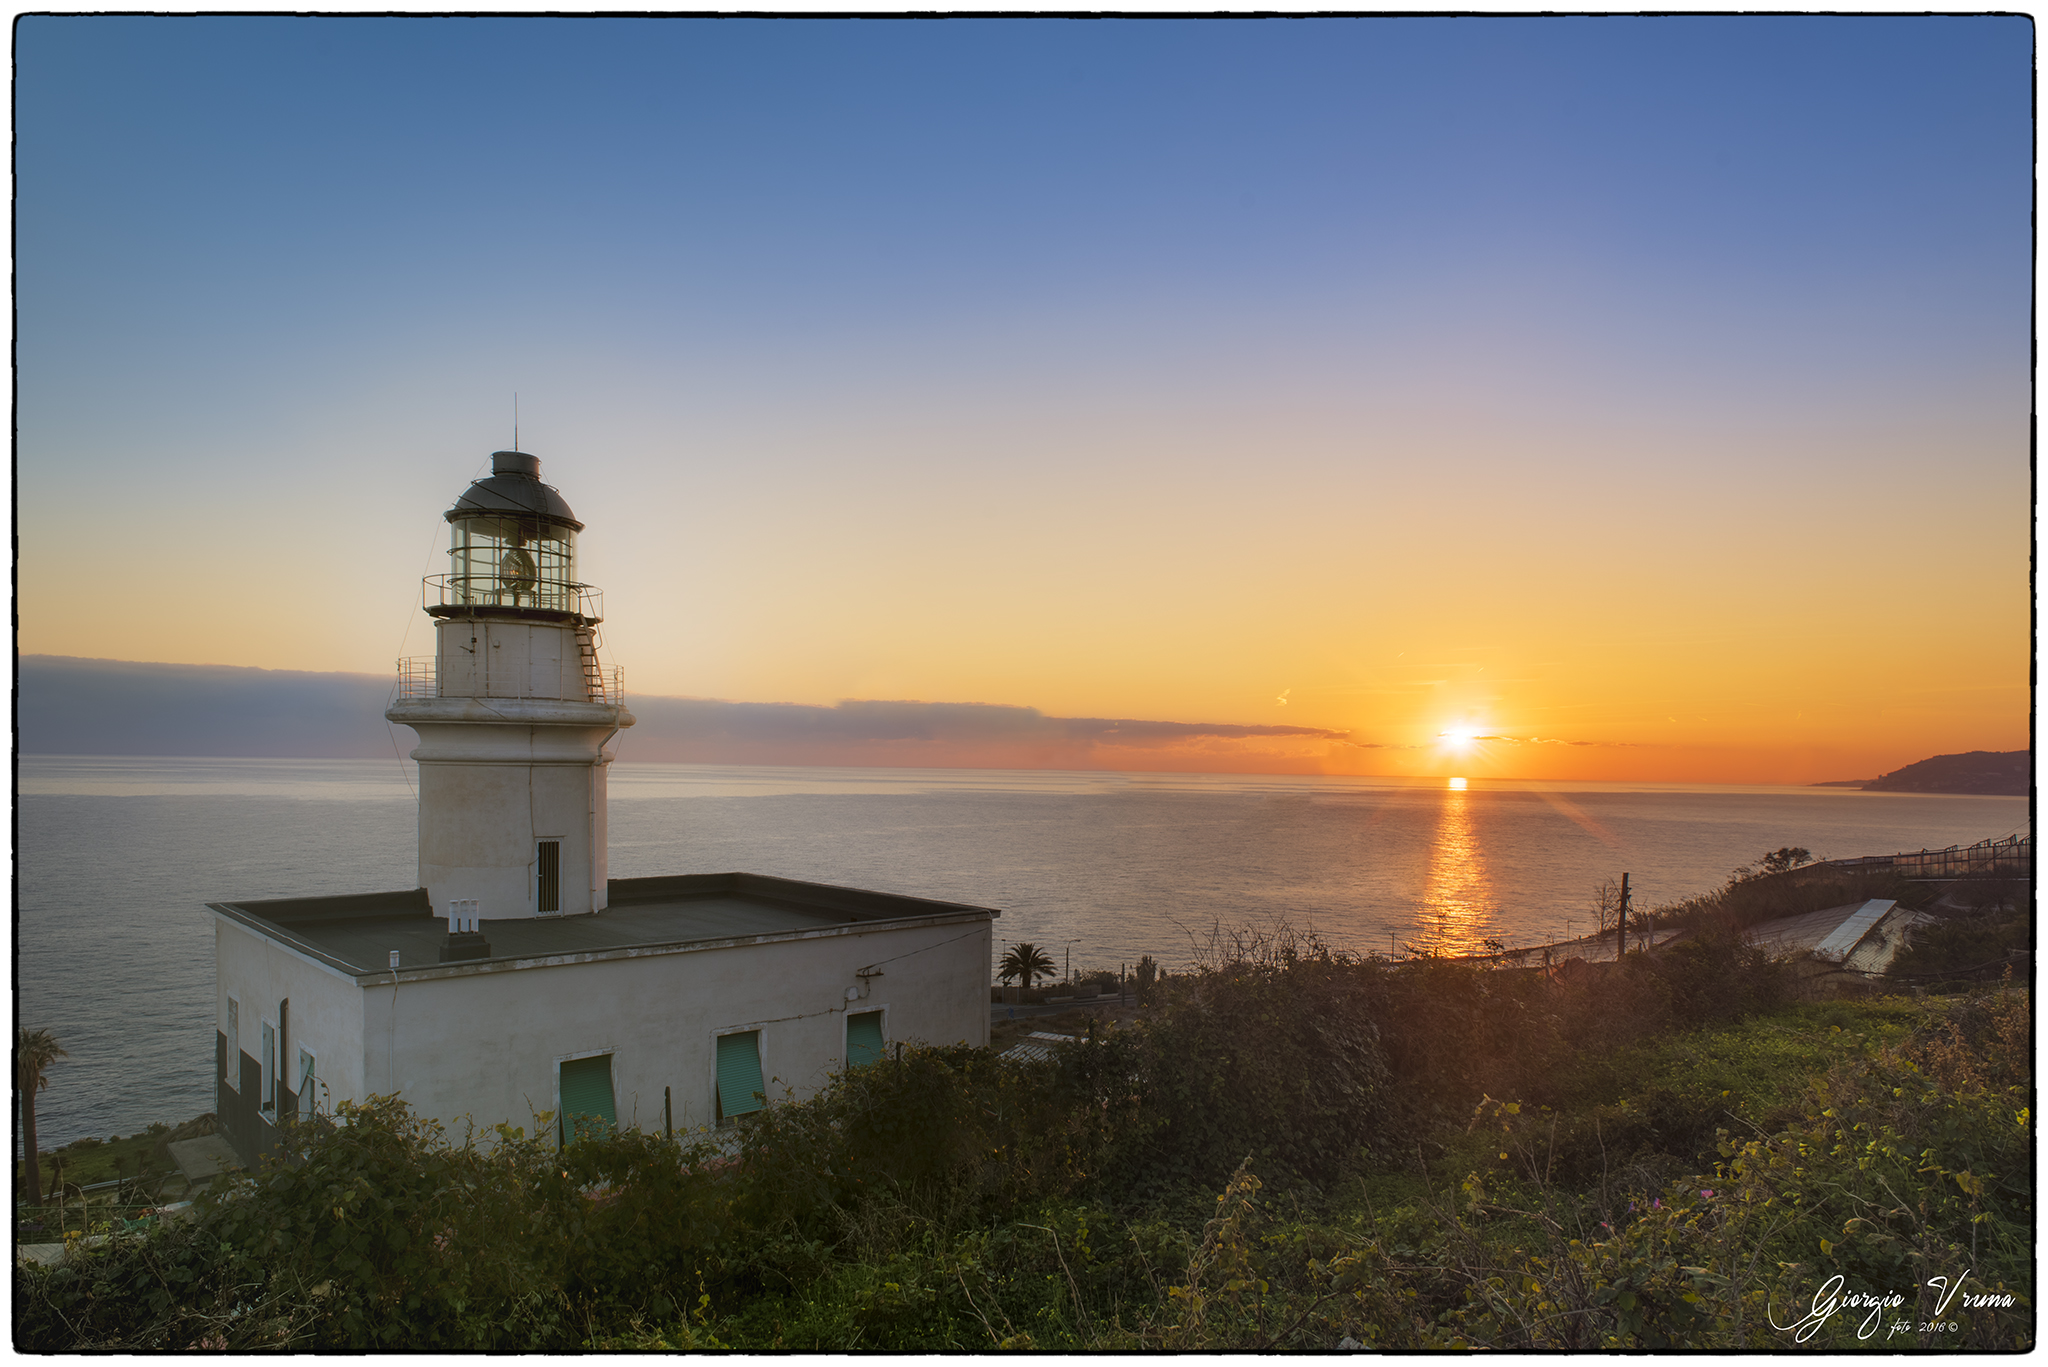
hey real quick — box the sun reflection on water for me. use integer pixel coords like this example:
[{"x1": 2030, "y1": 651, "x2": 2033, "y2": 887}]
[{"x1": 1418, "y1": 782, "x2": 1495, "y2": 955}]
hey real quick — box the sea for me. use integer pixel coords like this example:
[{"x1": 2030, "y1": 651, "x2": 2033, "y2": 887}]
[{"x1": 16, "y1": 755, "x2": 2030, "y2": 1150}]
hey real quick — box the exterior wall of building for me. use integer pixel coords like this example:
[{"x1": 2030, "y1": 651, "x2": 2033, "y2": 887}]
[
  {"x1": 214, "y1": 919, "x2": 370, "y2": 1168},
  {"x1": 364, "y1": 917, "x2": 991, "y2": 1139},
  {"x1": 434, "y1": 618, "x2": 586, "y2": 702}
]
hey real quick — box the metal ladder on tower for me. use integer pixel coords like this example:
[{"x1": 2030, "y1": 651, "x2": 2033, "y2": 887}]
[{"x1": 573, "y1": 624, "x2": 607, "y2": 704}]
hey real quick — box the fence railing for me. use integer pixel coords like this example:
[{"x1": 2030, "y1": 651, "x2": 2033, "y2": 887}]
[
  {"x1": 396, "y1": 656, "x2": 436, "y2": 700},
  {"x1": 587, "y1": 664, "x2": 625, "y2": 707},
  {"x1": 1821, "y1": 832, "x2": 2031, "y2": 881}
]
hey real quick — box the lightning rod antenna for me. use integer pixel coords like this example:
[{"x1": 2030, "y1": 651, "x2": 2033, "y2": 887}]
[{"x1": 514, "y1": 393, "x2": 519, "y2": 452}]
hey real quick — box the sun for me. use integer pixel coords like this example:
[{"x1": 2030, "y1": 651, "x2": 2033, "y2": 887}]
[{"x1": 1438, "y1": 726, "x2": 1480, "y2": 752}]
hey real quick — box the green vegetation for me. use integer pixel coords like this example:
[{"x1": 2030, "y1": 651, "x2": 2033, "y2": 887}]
[
  {"x1": 16, "y1": 1126, "x2": 180, "y2": 1203},
  {"x1": 1892, "y1": 900, "x2": 2029, "y2": 983},
  {"x1": 17, "y1": 929, "x2": 2031, "y2": 1350}
]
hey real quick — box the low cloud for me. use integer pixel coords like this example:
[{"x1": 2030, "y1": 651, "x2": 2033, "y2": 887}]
[
  {"x1": 1453, "y1": 733, "x2": 1639, "y2": 749},
  {"x1": 1437, "y1": 733, "x2": 1639, "y2": 751},
  {"x1": 20, "y1": 655, "x2": 397, "y2": 757},
  {"x1": 620, "y1": 696, "x2": 1363, "y2": 770},
  {"x1": 1521, "y1": 736, "x2": 1638, "y2": 748},
  {"x1": 20, "y1": 657, "x2": 1369, "y2": 774}
]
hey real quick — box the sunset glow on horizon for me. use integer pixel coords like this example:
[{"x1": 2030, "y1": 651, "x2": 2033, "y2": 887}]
[{"x1": 15, "y1": 17, "x2": 2030, "y2": 786}]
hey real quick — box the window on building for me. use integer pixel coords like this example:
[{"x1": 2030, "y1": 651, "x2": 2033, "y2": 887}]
[
  {"x1": 537, "y1": 839, "x2": 562, "y2": 914},
  {"x1": 558, "y1": 1053, "x2": 616, "y2": 1144},
  {"x1": 260, "y1": 1021, "x2": 277, "y2": 1115},
  {"x1": 846, "y1": 1010, "x2": 885, "y2": 1069},
  {"x1": 715, "y1": 1031, "x2": 764, "y2": 1125},
  {"x1": 224, "y1": 998, "x2": 239, "y2": 1089},
  {"x1": 298, "y1": 1050, "x2": 318, "y2": 1120}
]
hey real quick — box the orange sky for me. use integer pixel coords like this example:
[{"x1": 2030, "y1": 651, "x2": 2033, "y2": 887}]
[
  {"x1": 18, "y1": 404, "x2": 2028, "y2": 785},
  {"x1": 18, "y1": 404, "x2": 2029, "y2": 784}
]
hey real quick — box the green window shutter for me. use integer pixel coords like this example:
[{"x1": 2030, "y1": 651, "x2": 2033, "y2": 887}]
[
  {"x1": 260, "y1": 1022, "x2": 276, "y2": 1113},
  {"x1": 559, "y1": 1054, "x2": 616, "y2": 1142},
  {"x1": 715, "y1": 1031, "x2": 765, "y2": 1122},
  {"x1": 846, "y1": 1011, "x2": 885, "y2": 1068}
]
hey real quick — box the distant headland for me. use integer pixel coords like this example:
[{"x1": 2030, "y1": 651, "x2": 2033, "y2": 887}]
[{"x1": 1812, "y1": 750, "x2": 2030, "y2": 796}]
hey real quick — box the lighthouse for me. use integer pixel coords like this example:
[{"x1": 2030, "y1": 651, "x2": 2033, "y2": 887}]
[
  {"x1": 209, "y1": 444, "x2": 993, "y2": 1169},
  {"x1": 386, "y1": 451, "x2": 634, "y2": 922}
]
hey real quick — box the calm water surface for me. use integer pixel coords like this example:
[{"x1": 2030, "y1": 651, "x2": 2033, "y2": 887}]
[{"x1": 17, "y1": 756, "x2": 2028, "y2": 1147}]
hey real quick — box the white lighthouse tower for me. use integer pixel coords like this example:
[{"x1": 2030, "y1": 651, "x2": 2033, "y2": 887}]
[{"x1": 386, "y1": 451, "x2": 634, "y2": 925}]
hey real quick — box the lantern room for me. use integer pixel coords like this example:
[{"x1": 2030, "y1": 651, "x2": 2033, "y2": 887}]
[{"x1": 430, "y1": 451, "x2": 591, "y2": 620}]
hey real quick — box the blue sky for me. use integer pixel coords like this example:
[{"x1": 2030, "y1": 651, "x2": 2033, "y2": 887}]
[
  {"x1": 25, "y1": 18, "x2": 2024, "y2": 410},
  {"x1": 16, "y1": 15, "x2": 2032, "y2": 781}
]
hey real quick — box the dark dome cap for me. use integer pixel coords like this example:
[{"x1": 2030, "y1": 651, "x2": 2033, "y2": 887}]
[{"x1": 446, "y1": 450, "x2": 583, "y2": 529}]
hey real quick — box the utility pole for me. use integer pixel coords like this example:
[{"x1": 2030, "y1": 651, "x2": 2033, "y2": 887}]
[{"x1": 1618, "y1": 873, "x2": 1632, "y2": 960}]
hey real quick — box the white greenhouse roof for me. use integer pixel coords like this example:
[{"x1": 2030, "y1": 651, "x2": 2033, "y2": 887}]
[{"x1": 1811, "y1": 899, "x2": 1898, "y2": 963}]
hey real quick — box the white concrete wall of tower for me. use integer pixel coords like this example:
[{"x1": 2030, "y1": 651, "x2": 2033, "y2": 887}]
[
  {"x1": 434, "y1": 618, "x2": 594, "y2": 702},
  {"x1": 210, "y1": 904, "x2": 993, "y2": 1164},
  {"x1": 386, "y1": 696, "x2": 633, "y2": 919}
]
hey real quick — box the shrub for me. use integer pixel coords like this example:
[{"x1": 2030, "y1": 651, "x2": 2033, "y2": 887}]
[
  {"x1": 199, "y1": 1098, "x2": 578, "y2": 1349},
  {"x1": 1135, "y1": 955, "x2": 1160, "y2": 1005},
  {"x1": 1426, "y1": 987, "x2": 2033, "y2": 1350},
  {"x1": 16, "y1": 1095, "x2": 741, "y2": 1351},
  {"x1": 1890, "y1": 909, "x2": 2029, "y2": 984},
  {"x1": 725, "y1": 1042, "x2": 1103, "y2": 1282},
  {"x1": 1102, "y1": 930, "x2": 1394, "y2": 1194}
]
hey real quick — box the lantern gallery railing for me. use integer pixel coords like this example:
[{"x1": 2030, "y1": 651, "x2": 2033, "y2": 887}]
[
  {"x1": 423, "y1": 573, "x2": 603, "y2": 621},
  {"x1": 395, "y1": 656, "x2": 625, "y2": 705}
]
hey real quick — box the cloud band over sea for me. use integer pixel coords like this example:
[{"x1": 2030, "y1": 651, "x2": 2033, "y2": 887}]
[{"x1": 17, "y1": 656, "x2": 1367, "y2": 774}]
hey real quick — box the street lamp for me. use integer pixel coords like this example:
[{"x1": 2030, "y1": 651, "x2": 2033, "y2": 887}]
[{"x1": 1064, "y1": 939, "x2": 1081, "y2": 985}]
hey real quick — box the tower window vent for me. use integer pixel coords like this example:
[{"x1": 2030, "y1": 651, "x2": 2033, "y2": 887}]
[{"x1": 537, "y1": 840, "x2": 562, "y2": 914}]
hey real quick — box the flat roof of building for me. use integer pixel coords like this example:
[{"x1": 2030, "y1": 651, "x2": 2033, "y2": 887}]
[{"x1": 209, "y1": 872, "x2": 999, "y2": 983}]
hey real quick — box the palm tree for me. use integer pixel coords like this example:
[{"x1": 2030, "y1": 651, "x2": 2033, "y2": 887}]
[
  {"x1": 19, "y1": 1027, "x2": 66, "y2": 1208},
  {"x1": 999, "y1": 942, "x2": 1057, "y2": 992}
]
